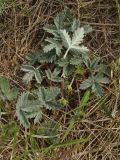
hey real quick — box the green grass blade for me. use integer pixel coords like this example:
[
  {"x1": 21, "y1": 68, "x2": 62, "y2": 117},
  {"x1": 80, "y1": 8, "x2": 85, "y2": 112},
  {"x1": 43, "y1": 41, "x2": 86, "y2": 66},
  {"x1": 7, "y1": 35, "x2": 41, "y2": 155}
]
[{"x1": 61, "y1": 118, "x2": 75, "y2": 142}]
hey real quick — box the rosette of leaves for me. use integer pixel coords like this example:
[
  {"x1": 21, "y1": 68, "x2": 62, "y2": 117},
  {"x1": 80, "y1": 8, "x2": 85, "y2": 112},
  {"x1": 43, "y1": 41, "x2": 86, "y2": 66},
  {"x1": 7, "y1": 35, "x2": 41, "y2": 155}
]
[
  {"x1": 22, "y1": 9, "x2": 92, "y2": 83},
  {"x1": 16, "y1": 9, "x2": 110, "y2": 127}
]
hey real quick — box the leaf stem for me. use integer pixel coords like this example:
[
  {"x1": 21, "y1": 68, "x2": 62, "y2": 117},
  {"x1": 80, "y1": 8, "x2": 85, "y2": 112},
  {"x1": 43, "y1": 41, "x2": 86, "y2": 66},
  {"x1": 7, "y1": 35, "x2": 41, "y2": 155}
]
[
  {"x1": 61, "y1": 79, "x2": 65, "y2": 98},
  {"x1": 61, "y1": 68, "x2": 65, "y2": 98},
  {"x1": 70, "y1": 73, "x2": 76, "y2": 86},
  {"x1": 63, "y1": 48, "x2": 70, "y2": 59}
]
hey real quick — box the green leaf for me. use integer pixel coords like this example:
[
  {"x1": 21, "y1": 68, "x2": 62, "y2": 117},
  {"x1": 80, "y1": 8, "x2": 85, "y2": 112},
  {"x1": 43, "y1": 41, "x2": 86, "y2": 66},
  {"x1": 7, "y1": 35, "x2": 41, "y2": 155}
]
[
  {"x1": 37, "y1": 87, "x2": 61, "y2": 109},
  {"x1": 26, "y1": 50, "x2": 42, "y2": 65},
  {"x1": 62, "y1": 119, "x2": 74, "y2": 142},
  {"x1": 96, "y1": 77, "x2": 110, "y2": 84},
  {"x1": 43, "y1": 44, "x2": 55, "y2": 53},
  {"x1": 49, "y1": 138, "x2": 88, "y2": 149},
  {"x1": 80, "y1": 74, "x2": 109, "y2": 97},
  {"x1": 45, "y1": 68, "x2": 62, "y2": 82},
  {"x1": 21, "y1": 65, "x2": 43, "y2": 84},
  {"x1": 37, "y1": 87, "x2": 60, "y2": 102},
  {"x1": 83, "y1": 25, "x2": 92, "y2": 34},
  {"x1": 80, "y1": 78, "x2": 92, "y2": 90},
  {"x1": 0, "y1": 76, "x2": 19, "y2": 101},
  {"x1": 72, "y1": 27, "x2": 84, "y2": 46},
  {"x1": 44, "y1": 8, "x2": 74, "y2": 36},
  {"x1": 54, "y1": 12, "x2": 65, "y2": 30},
  {"x1": 18, "y1": 109, "x2": 30, "y2": 128},
  {"x1": 68, "y1": 90, "x2": 90, "y2": 123},
  {"x1": 26, "y1": 109, "x2": 43, "y2": 124},
  {"x1": 23, "y1": 71, "x2": 34, "y2": 84},
  {"x1": 6, "y1": 88, "x2": 19, "y2": 101},
  {"x1": 43, "y1": 24, "x2": 58, "y2": 36},
  {"x1": 71, "y1": 19, "x2": 80, "y2": 32},
  {"x1": 44, "y1": 38, "x2": 62, "y2": 55},
  {"x1": 39, "y1": 51, "x2": 57, "y2": 63},
  {"x1": 45, "y1": 101, "x2": 61, "y2": 110},
  {"x1": 44, "y1": 87, "x2": 61, "y2": 101},
  {"x1": 60, "y1": 29, "x2": 71, "y2": 48},
  {"x1": 92, "y1": 83, "x2": 103, "y2": 97},
  {"x1": 57, "y1": 57, "x2": 70, "y2": 66},
  {"x1": 88, "y1": 57, "x2": 100, "y2": 69},
  {"x1": 80, "y1": 90, "x2": 91, "y2": 109},
  {"x1": 63, "y1": 64, "x2": 75, "y2": 76},
  {"x1": 0, "y1": 77, "x2": 10, "y2": 95},
  {"x1": 34, "y1": 111, "x2": 42, "y2": 124},
  {"x1": 60, "y1": 28, "x2": 88, "y2": 59},
  {"x1": 21, "y1": 64, "x2": 35, "y2": 72},
  {"x1": 16, "y1": 92, "x2": 43, "y2": 127},
  {"x1": 37, "y1": 87, "x2": 46, "y2": 104},
  {"x1": 70, "y1": 57, "x2": 82, "y2": 65},
  {"x1": 71, "y1": 45, "x2": 89, "y2": 53},
  {"x1": 54, "y1": 9, "x2": 70, "y2": 30},
  {"x1": 16, "y1": 92, "x2": 30, "y2": 128},
  {"x1": 86, "y1": 57, "x2": 109, "y2": 77},
  {"x1": 34, "y1": 69, "x2": 42, "y2": 84}
]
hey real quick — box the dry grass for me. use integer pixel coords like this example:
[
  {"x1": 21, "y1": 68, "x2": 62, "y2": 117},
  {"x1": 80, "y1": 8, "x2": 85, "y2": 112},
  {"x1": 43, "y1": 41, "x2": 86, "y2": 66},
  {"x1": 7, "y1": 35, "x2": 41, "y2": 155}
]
[{"x1": 0, "y1": 0, "x2": 120, "y2": 160}]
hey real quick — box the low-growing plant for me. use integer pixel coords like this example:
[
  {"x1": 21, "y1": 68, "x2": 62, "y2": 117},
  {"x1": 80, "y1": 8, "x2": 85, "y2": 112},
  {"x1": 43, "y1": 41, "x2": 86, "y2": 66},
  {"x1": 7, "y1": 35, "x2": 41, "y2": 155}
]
[{"x1": 15, "y1": 9, "x2": 110, "y2": 127}]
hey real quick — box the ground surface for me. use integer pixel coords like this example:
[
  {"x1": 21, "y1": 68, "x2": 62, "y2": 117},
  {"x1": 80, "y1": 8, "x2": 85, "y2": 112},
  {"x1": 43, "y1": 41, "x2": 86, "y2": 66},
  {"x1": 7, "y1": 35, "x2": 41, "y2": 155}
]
[{"x1": 0, "y1": 0, "x2": 120, "y2": 160}]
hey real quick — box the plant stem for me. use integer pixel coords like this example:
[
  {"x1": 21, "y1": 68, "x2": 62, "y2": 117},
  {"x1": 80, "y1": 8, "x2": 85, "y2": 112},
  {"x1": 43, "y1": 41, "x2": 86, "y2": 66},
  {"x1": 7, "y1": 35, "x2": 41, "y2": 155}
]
[
  {"x1": 61, "y1": 78, "x2": 65, "y2": 98},
  {"x1": 63, "y1": 48, "x2": 70, "y2": 59},
  {"x1": 70, "y1": 73, "x2": 76, "y2": 86}
]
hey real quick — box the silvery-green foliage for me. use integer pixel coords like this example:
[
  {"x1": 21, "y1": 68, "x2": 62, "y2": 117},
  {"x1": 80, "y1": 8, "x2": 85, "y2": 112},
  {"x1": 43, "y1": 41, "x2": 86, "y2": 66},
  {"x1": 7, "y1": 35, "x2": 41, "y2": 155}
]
[
  {"x1": 16, "y1": 9, "x2": 110, "y2": 128},
  {"x1": 45, "y1": 68, "x2": 62, "y2": 82},
  {"x1": 26, "y1": 50, "x2": 42, "y2": 65},
  {"x1": 21, "y1": 65, "x2": 43, "y2": 84},
  {"x1": 43, "y1": 38, "x2": 62, "y2": 55},
  {"x1": 16, "y1": 87, "x2": 61, "y2": 128},
  {"x1": 60, "y1": 28, "x2": 89, "y2": 59},
  {"x1": 80, "y1": 57, "x2": 110, "y2": 96},
  {"x1": 80, "y1": 75, "x2": 109, "y2": 97},
  {"x1": 23, "y1": 9, "x2": 92, "y2": 80}
]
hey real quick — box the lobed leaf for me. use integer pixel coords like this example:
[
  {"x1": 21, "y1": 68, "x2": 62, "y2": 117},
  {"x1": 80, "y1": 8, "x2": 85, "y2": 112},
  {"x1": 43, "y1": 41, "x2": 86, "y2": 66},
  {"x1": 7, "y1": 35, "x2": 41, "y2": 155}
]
[
  {"x1": 21, "y1": 65, "x2": 42, "y2": 84},
  {"x1": 60, "y1": 29, "x2": 71, "y2": 48},
  {"x1": 72, "y1": 27, "x2": 84, "y2": 46},
  {"x1": 45, "y1": 68, "x2": 62, "y2": 82},
  {"x1": 80, "y1": 78, "x2": 92, "y2": 90}
]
